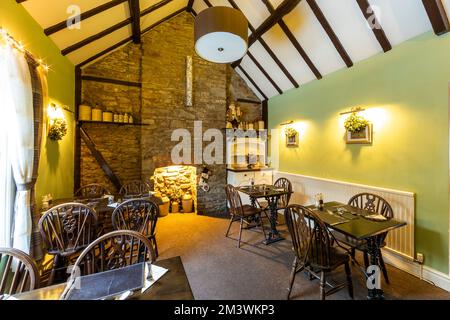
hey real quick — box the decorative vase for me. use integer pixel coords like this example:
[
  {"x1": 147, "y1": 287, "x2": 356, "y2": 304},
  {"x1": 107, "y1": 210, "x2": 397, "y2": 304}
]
[
  {"x1": 182, "y1": 195, "x2": 193, "y2": 213},
  {"x1": 159, "y1": 196, "x2": 170, "y2": 217},
  {"x1": 171, "y1": 201, "x2": 179, "y2": 213}
]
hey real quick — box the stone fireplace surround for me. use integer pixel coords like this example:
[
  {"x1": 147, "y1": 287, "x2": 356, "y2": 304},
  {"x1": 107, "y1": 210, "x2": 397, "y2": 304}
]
[{"x1": 152, "y1": 165, "x2": 197, "y2": 213}]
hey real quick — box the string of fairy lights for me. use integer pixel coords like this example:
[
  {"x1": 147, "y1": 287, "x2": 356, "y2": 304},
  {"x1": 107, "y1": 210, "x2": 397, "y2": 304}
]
[{"x1": 0, "y1": 27, "x2": 49, "y2": 72}]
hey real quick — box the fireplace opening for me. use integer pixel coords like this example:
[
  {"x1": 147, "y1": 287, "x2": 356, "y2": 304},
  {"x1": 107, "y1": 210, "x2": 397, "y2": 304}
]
[{"x1": 152, "y1": 165, "x2": 197, "y2": 214}]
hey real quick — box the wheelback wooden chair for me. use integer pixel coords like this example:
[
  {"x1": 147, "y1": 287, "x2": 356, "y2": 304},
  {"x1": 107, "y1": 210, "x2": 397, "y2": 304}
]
[
  {"x1": 71, "y1": 230, "x2": 156, "y2": 276},
  {"x1": 39, "y1": 203, "x2": 98, "y2": 285},
  {"x1": 75, "y1": 184, "x2": 110, "y2": 199},
  {"x1": 112, "y1": 199, "x2": 159, "y2": 257},
  {"x1": 119, "y1": 180, "x2": 152, "y2": 198},
  {"x1": 333, "y1": 193, "x2": 393, "y2": 283},
  {"x1": 257, "y1": 177, "x2": 293, "y2": 221},
  {"x1": 284, "y1": 204, "x2": 353, "y2": 300},
  {"x1": 0, "y1": 248, "x2": 40, "y2": 295},
  {"x1": 225, "y1": 184, "x2": 266, "y2": 248}
]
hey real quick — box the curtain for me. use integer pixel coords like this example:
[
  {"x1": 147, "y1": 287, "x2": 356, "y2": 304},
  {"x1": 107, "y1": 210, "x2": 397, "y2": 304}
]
[
  {"x1": 5, "y1": 45, "x2": 34, "y2": 254},
  {"x1": 0, "y1": 45, "x2": 15, "y2": 248}
]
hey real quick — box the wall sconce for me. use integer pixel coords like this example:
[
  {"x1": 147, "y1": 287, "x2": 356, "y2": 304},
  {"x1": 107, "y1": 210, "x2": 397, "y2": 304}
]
[
  {"x1": 280, "y1": 120, "x2": 294, "y2": 126},
  {"x1": 47, "y1": 103, "x2": 67, "y2": 141},
  {"x1": 339, "y1": 106, "x2": 365, "y2": 115}
]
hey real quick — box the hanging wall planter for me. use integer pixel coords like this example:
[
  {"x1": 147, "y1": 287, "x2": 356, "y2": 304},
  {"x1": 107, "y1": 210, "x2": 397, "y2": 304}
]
[
  {"x1": 344, "y1": 111, "x2": 372, "y2": 144},
  {"x1": 285, "y1": 126, "x2": 299, "y2": 147}
]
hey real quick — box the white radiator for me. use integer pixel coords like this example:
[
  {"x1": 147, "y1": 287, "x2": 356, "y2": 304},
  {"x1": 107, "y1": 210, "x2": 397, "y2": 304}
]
[{"x1": 275, "y1": 171, "x2": 415, "y2": 260}]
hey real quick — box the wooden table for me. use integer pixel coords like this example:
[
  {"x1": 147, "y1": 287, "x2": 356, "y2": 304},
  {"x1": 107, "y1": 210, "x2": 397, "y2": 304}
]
[
  {"x1": 238, "y1": 184, "x2": 293, "y2": 245},
  {"x1": 12, "y1": 256, "x2": 194, "y2": 300},
  {"x1": 307, "y1": 201, "x2": 407, "y2": 300}
]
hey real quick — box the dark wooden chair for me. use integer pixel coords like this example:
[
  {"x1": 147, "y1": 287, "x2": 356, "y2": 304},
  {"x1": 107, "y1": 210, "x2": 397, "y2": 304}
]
[
  {"x1": 258, "y1": 177, "x2": 293, "y2": 219},
  {"x1": 0, "y1": 248, "x2": 40, "y2": 295},
  {"x1": 39, "y1": 203, "x2": 98, "y2": 285},
  {"x1": 119, "y1": 180, "x2": 152, "y2": 197},
  {"x1": 112, "y1": 199, "x2": 159, "y2": 257},
  {"x1": 333, "y1": 193, "x2": 393, "y2": 283},
  {"x1": 71, "y1": 230, "x2": 156, "y2": 276},
  {"x1": 284, "y1": 204, "x2": 353, "y2": 300},
  {"x1": 75, "y1": 184, "x2": 110, "y2": 199},
  {"x1": 225, "y1": 184, "x2": 266, "y2": 248}
]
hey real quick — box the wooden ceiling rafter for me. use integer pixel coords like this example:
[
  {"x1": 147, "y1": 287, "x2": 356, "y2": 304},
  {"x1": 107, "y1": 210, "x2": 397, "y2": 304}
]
[
  {"x1": 248, "y1": 0, "x2": 301, "y2": 45},
  {"x1": 61, "y1": 0, "x2": 175, "y2": 56},
  {"x1": 44, "y1": 0, "x2": 128, "y2": 36},
  {"x1": 247, "y1": 51, "x2": 283, "y2": 94},
  {"x1": 128, "y1": 0, "x2": 142, "y2": 43},
  {"x1": 422, "y1": 0, "x2": 450, "y2": 35},
  {"x1": 227, "y1": 0, "x2": 299, "y2": 88},
  {"x1": 356, "y1": 0, "x2": 392, "y2": 52},
  {"x1": 236, "y1": 65, "x2": 268, "y2": 101},
  {"x1": 77, "y1": 5, "x2": 187, "y2": 68},
  {"x1": 261, "y1": 0, "x2": 322, "y2": 80},
  {"x1": 305, "y1": 0, "x2": 353, "y2": 68}
]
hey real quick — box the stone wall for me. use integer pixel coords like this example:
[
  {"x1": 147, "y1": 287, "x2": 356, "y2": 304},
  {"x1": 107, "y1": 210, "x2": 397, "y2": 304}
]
[{"x1": 80, "y1": 12, "x2": 261, "y2": 216}]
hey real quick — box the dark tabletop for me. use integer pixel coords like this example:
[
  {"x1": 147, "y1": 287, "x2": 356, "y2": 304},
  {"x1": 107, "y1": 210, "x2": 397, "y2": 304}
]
[
  {"x1": 307, "y1": 201, "x2": 407, "y2": 240},
  {"x1": 12, "y1": 256, "x2": 194, "y2": 300},
  {"x1": 237, "y1": 184, "x2": 293, "y2": 199}
]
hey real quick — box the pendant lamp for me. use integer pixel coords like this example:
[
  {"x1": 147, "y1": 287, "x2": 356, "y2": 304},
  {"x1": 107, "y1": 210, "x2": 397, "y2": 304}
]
[{"x1": 194, "y1": 6, "x2": 248, "y2": 64}]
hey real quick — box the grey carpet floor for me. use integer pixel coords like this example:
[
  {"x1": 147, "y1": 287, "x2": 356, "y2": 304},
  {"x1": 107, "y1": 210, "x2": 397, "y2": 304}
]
[{"x1": 155, "y1": 213, "x2": 450, "y2": 300}]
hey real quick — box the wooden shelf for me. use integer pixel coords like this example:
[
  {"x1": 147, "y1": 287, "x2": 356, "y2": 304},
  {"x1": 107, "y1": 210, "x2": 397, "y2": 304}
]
[{"x1": 78, "y1": 120, "x2": 149, "y2": 127}]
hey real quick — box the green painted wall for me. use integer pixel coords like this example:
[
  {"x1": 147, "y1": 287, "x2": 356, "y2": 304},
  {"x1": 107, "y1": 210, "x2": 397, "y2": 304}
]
[
  {"x1": 269, "y1": 32, "x2": 449, "y2": 274},
  {"x1": 0, "y1": 0, "x2": 75, "y2": 203}
]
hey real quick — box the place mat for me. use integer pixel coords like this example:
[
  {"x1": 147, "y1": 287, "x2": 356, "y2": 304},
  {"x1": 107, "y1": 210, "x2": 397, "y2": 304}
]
[{"x1": 66, "y1": 263, "x2": 145, "y2": 300}]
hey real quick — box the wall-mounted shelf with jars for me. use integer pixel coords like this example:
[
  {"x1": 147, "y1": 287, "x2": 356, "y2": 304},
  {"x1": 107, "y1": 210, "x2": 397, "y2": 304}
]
[{"x1": 78, "y1": 120, "x2": 149, "y2": 127}]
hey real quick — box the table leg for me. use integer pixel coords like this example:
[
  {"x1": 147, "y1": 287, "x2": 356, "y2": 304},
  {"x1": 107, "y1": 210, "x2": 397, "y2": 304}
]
[
  {"x1": 366, "y1": 237, "x2": 384, "y2": 300},
  {"x1": 263, "y1": 196, "x2": 284, "y2": 245}
]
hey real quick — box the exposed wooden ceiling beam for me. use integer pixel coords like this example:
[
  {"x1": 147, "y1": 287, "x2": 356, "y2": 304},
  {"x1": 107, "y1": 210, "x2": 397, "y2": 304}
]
[
  {"x1": 187, "y1": 0, "x2": 195, "y2": 13},
  {"x1": 262, "y1": 0, "x2": 321, "y2": 80},
  {"x1": 62, "y1": 18, "x2": 132, "y2": 56},
  {"x1": 247, "y1": 51, "x2": 283, "y2": 94},
  {"x1": 77, "y1": 5, "x2": 186, "y2": 68},
  {"x1": 422, "y1": 0, "x2": 450, "y2": 35},
  {"x1": 236, "y1": 66, "x2": 268, "y2": 100},
  {"x1": 62, "y1": 0, "x2": 174, "y2": 56},
  {"x1": 141, "y1": 7, "x2": 187, "y2": 34},
  {"x1": 77, "y1": 37, "x2": 133, "y2": 68},
  {"x1": 140, "y1": 0, "x2": 173, "y2": 17},
  {"x1": 45, "y1": 0, "x2": 128, "y2": 36},
  {"x1": 128, "y1": 0, "x2": 141, "y2": 43},
  {"x1": 356, "y1": 0, "x2": 392, "y2": 52},
  {"x1": 248, "y1": 0, "x2": 302, "y2": 46},
  {"x1": 306, "y1": 0, "x2": 353, "y2": 68},
  {"x1": 227, "y1": 0, "x2": 299, "y2": 88}
]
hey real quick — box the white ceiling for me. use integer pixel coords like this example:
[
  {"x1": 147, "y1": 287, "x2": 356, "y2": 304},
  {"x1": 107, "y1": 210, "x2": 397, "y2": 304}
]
[{"x1": 18, "y1": 0, "x2": 445, "y2": 101}]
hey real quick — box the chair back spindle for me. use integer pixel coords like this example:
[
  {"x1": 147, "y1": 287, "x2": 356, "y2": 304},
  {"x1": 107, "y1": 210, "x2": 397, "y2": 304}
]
[
  {"x1": 0, "y1": 248, "x2": 39, "y2": 295},
  {"x1": 112, "y1": 200, "x2": 159, "y2": 237},
  {"x1": 284, "y1": 204, "x2": 333, "y2": 269},
  {"x1": 75, "y1": 184, "x2": 110, "y2": 199},
  {"x1": 273, "y1": 178, "x2": 292, "y2": 209},
  {"x1": 71, "y1": 230, "x2": 155, "y2": 276},
  {"x1": 39, "y1": 203, "x2": 98, "y2": 256}
]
